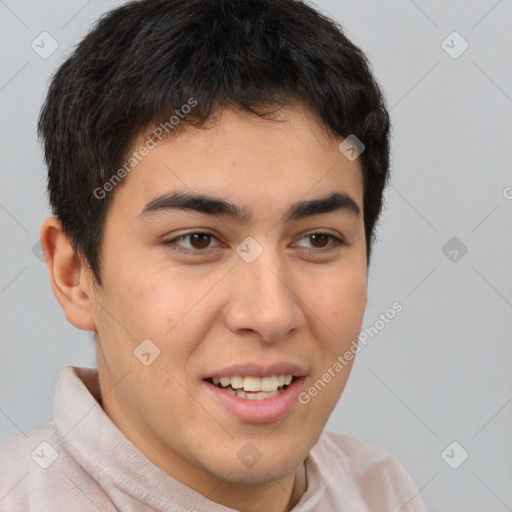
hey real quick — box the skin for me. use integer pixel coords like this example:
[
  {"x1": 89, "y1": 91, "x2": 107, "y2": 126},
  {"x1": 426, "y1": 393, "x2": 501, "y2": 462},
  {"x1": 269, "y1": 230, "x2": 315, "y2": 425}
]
[{"x1": 41, "y1": 105, "x2": 368, "y2": 512}]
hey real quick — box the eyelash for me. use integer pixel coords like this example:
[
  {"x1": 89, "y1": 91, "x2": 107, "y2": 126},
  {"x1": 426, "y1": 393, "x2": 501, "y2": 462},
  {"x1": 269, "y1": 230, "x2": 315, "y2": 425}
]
[{"x1": 162, "y1": 231, "x2": 346, "y2": 256}]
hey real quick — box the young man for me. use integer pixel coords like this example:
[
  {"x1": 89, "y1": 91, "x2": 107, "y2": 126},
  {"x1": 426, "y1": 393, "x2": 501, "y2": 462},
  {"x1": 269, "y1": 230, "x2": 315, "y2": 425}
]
[{"x1": 0, "y1": 0, "x2": 427, "y2": 510}]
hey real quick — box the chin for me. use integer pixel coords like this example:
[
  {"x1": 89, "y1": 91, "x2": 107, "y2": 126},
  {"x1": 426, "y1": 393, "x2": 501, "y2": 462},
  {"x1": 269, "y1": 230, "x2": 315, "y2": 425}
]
[{"x1": 202, "y1": 442, "x2": 305, "y2": 485}]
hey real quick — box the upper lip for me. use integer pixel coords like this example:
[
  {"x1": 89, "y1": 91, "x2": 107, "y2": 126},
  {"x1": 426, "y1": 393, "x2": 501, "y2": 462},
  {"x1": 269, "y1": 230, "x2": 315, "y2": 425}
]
[{"x1": 203, "y1": 362, "x2": 308, "y2": 379}]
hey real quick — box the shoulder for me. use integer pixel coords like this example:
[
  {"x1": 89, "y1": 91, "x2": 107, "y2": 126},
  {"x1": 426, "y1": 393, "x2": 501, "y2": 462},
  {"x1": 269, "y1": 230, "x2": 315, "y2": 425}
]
[
  {"x1": 309, "y1": 430, "x2": 427, "y2": 511},
  {"x1": 0, "y1": 423, "x2": 58, "y2": 510},
  {"x1": 0, "y1": 422, "x2": 60, "y2": 470},
  {"x1": 0, "y1": 423, "x2": 113, "y2": 512}
]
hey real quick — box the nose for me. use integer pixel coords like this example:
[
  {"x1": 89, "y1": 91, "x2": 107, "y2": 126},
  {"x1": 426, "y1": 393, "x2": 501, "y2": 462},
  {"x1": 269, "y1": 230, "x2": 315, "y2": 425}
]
[{"x1": 223, "y1": 247, "x2": 304, "y2": 342}]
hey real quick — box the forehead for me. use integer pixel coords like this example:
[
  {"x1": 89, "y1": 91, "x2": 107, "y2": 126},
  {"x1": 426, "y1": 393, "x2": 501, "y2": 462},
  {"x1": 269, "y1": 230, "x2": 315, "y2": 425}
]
[{"x1": 109, "y1": 106, "x2": 364, "y2": 220}]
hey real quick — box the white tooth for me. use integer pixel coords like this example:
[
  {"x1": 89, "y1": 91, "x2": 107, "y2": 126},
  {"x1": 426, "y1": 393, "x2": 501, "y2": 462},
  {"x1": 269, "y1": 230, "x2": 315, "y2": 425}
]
[
  {"x1": 255, "y1": 389, "x2": 282, "y2": 400},
  {"x1": 214, "y1": 375, "x2": 293, "y2": 393},
  {"x1": 232, "y1": 388, "x2": 284, "y2": 400},
  {"x1": 230, "y1": 376, "x2": 243, "y2": 389},
  {"x1": 243, "y1": 376, "x2": 261, "y2": 392},
  {"x1": 260, "y1": 376, "x2": 279, "y2": 391},
  {"x1": 220, "y1": 377, "x2": 231, "y2": 387}
]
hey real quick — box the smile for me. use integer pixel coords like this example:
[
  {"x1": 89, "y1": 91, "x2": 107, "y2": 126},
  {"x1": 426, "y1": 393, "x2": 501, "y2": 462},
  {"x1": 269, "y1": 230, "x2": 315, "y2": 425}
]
[
  {"x1": 206, "y1": 374, "x2": 295, "y2": 400},
  {"x1": 203, "y1": 375, "x2": 306, "y2": 424}
]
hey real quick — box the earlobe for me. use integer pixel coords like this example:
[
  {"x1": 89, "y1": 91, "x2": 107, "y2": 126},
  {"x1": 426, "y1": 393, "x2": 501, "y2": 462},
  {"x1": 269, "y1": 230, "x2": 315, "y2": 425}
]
[{"x1": 40, "y1": 217, "x2": 96, "y2": 331}]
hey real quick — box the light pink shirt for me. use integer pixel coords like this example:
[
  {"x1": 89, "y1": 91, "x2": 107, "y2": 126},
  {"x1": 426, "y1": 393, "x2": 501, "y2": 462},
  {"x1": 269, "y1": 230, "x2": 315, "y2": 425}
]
[{"x1": 0, "y1": 366, "x2": 427, "y2": 511}]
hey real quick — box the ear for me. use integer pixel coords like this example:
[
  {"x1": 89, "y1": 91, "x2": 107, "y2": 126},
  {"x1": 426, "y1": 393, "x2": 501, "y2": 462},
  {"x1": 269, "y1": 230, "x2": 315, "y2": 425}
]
[{"x1": 40, "y1": 217, "x2": 96, "y2": 331}]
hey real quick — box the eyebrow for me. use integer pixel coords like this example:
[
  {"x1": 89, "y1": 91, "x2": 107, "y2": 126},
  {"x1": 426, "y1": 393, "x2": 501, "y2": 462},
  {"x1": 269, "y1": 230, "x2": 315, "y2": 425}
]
[{"x1": 137, "y1": 190, "x2": 360, "y2": 223}]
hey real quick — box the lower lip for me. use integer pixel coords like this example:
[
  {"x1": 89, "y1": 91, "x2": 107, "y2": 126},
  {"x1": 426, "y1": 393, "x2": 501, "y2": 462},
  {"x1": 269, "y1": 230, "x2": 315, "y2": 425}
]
[{"x1": 202, "y1": 377, "x2": 306, "y2": 424}]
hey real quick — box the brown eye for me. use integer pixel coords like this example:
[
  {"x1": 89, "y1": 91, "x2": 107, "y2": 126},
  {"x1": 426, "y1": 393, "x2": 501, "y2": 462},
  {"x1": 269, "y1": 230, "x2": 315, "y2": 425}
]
[
  {"x1": 189, "y1": 233, "x2": 212, "y2": 249},
  {"x1": 294, "y1": 232, "x2": 346, "y2": 253},
  {"x1": 163, "y1": 231, "x2": 220, "y2": 254},
  {"x1": 309, "y1": 234, "x2": 330, "y2": 248}
]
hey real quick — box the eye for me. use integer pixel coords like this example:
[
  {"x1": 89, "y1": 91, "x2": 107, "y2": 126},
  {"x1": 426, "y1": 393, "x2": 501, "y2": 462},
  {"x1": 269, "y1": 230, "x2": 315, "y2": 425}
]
[
  {"x1": 163, "y1": 230, "x2": 346, "y2": 256},
  {"x1": 294, "y1": 232, "x2": 346, "y2": 252},
  {"x1": 163, "y1": 231, "x2": 221, "y2": 253}
]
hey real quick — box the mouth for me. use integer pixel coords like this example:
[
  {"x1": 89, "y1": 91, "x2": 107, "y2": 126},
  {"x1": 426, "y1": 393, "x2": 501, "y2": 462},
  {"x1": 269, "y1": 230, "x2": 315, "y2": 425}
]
[
  {"x1": 202, "y1": 365, "x2": 307, "y2": 424},
  {"x1": 204, "y1": 374, "x2": 296, "y2": 400}
]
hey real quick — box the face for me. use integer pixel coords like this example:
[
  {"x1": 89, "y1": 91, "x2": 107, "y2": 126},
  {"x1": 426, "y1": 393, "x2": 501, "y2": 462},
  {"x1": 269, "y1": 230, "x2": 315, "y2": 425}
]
[{"x1": 88, "y1": 106, "x2": 367, "y2": 491}]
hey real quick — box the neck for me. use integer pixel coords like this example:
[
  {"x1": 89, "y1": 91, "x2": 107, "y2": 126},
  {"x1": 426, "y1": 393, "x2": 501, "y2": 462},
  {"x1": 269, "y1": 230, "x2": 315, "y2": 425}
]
[
  {"x1": 161, "y1": 451, "x2": 307, "y2": 512},
  {"x1": 201, "y1": 463, "x2": 307, "y2": 512}
]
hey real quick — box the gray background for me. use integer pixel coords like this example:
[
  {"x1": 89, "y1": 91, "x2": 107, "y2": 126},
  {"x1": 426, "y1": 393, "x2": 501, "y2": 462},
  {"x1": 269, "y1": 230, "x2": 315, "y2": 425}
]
[{"x1": 1, "y1": 1, "x2": 511, "y2": 510}]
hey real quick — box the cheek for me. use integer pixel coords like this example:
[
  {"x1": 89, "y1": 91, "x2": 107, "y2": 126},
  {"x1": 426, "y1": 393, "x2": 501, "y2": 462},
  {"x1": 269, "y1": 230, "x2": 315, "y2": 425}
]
[
  {"x1": 302, "y1": 270, "x2": 366, "y2": 410},
  {"x1": 312, "y1": 269, "x2": 367, "y2": 339},
  {"x1": 123, "y1": 274, "x2": 222, "y2": 366},
  {"x1": 106, "y1": 268, "x2": 182, "y2": 336}
]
